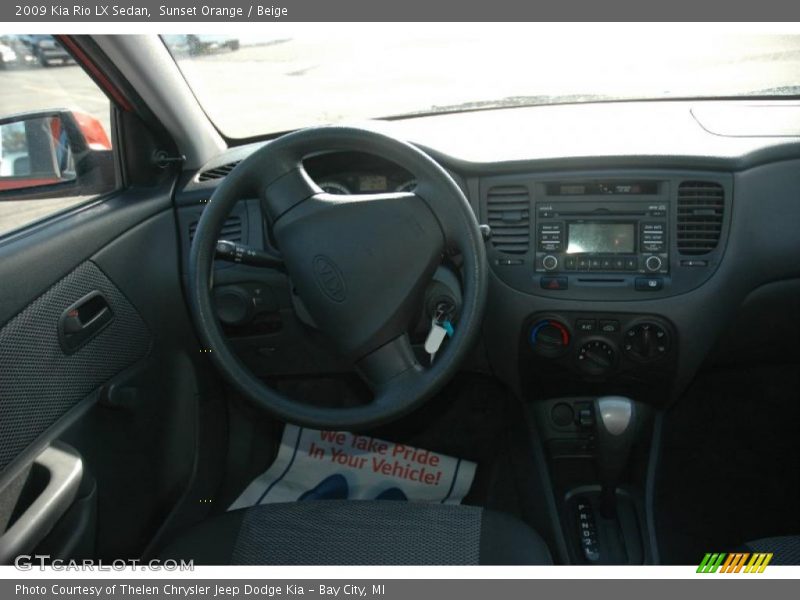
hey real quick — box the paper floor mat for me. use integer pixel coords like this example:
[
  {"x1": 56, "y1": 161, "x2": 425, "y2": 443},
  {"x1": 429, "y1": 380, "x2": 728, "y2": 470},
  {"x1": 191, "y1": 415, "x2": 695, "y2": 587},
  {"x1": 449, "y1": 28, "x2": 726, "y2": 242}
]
[{"x1": 229, "y1": 424, "x2": 476, "y2": 509}]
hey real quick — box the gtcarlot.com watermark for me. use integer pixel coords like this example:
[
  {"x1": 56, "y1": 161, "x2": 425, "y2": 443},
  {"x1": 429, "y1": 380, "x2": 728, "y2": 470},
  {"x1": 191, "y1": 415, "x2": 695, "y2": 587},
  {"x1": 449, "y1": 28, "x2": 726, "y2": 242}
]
[{"x1": 14, "y1": 554, "x2": 194, "y2": 571}]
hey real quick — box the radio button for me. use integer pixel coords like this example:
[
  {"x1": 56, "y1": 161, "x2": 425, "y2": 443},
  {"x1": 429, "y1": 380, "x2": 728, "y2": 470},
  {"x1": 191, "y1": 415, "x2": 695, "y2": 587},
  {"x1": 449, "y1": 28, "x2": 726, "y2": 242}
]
[
  {"x1": 538, "y1": 223, "x2": 564, "y2": 251},
  {"x1": 645, "y1": 256, "x2": 663, "y2": 272},
  {"x1": 635, "y1": 277, "x2": 663, "y2": 291},
  {"x1": 577, "y1": 257, "x2": 590, "y2": 270},
  {"x1": 542, "y1": 255, "x2": 559, "y2": 271},
  {"x1": 612, "y1": 258, "x2": 626, "y2": 271},
  {"x1": 641, "y1": 222, "x2": 667, "y2": 253},
  {"x1": 624, "y1": 257, "x2": 638, "y2": 271},
  {"x1": 590, "y1": 258, "x2": 602, "y2": 270},
  {"x1": 565, "y1": 257, "x2": 577, "y2": 270}
]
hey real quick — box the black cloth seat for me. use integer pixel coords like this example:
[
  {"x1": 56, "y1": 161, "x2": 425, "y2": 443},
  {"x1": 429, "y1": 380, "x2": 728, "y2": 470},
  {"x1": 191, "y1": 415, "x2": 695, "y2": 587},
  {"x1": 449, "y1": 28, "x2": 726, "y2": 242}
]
[
  {"x1": 743, "y1": 536, "x2": 800, "y2": 565},
  {"x1": 160, "y1": 501, "x2": 552, "y2": 565}
]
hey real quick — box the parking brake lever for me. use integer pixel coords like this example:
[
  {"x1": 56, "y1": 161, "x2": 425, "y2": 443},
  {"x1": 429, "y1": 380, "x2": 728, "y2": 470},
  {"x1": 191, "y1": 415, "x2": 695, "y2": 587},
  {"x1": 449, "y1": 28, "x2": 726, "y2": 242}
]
[{"x1": 215, "y1": 240, "x2": 284, "y2": 270}]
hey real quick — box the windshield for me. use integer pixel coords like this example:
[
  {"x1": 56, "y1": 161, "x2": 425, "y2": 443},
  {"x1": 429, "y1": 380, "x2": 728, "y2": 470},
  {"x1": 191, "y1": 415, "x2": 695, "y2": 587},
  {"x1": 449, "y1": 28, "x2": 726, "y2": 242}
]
[{"x1": 161, "y1": 28, "x2": 800, "y2": 139}]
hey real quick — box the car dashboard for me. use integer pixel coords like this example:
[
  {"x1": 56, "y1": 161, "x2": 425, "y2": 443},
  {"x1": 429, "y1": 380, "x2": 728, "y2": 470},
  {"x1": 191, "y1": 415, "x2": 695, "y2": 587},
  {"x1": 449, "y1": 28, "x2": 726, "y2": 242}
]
[{"x1": 174, "y1": 99, "x2": 800, "y2": 409}]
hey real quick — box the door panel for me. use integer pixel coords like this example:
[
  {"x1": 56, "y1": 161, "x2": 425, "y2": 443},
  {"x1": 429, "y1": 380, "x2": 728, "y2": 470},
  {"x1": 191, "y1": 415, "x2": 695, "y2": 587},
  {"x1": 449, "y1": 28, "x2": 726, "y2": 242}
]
[
  {"x1": 0, "y1": 189, "x2": 171, "y2": 491},
  {"x1": 0, "y1": 188, "x2": 222, "y2": 562},
  {"x1": 0, "y1": 260, "x2": 151, "y2": 476}
]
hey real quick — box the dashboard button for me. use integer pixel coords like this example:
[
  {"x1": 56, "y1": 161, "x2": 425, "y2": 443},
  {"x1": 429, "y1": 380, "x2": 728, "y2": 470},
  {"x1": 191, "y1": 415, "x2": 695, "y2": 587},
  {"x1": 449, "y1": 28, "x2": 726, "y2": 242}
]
[
  {"x1": 624, "y1": 257, "x2": 638, "y2": 271},
  {"x1": 599, "y1": 319, "x2": 620, "y2": 333},
  {"x1": 576, "y1": 319, "x2": 596, "y2": 332},
  {"x1": 542, "y1": 255, "x2": 559, "y2": 271},
  {"x1": 635, "y1": 277, "x2": 663, "y2": 291},
  {"x1": 541, "y1": 276, "x2": 568, "y2": 290},
  {"x1": 680, "y1": 259, "x2": 708, "y2": 267}
]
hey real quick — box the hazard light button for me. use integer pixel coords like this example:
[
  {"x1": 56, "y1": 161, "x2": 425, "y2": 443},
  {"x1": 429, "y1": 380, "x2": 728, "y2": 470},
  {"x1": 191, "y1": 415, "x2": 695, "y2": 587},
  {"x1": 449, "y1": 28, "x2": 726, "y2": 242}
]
[{"x1": 540, "y1": 276, "x2": 568, "y2": 290}]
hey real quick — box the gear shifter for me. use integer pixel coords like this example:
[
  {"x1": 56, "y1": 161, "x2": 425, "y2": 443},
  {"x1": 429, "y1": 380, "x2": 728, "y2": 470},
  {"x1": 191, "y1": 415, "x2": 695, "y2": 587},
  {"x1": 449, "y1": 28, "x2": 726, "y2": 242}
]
[{"x1": 593, "y1": 396, "x2": 638, "y2": 518}]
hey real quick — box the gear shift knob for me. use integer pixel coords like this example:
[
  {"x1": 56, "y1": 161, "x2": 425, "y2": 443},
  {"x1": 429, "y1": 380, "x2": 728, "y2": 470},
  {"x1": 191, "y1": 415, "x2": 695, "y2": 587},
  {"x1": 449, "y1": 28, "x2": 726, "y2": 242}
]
[{"x1": 594, "y1": 396, "x2": 638, "y2": 518}]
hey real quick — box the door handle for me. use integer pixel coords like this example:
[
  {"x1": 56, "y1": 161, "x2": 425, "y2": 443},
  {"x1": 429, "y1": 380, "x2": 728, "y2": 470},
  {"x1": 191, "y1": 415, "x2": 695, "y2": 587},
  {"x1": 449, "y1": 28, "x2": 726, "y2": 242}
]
[
  {"x1": 58, "y1": 291, "x2": 113, "y2": 354},
  {"x1": 0, "y1": 444, "x2": 83, "y2": 564}
]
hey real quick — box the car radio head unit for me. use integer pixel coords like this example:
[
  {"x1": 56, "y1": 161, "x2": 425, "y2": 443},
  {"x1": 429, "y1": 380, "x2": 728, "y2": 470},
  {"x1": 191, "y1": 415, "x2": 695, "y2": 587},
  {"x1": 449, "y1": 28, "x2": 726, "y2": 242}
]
[{"x1": 535, "y1": 198, "x2": 668, "y2": 275}]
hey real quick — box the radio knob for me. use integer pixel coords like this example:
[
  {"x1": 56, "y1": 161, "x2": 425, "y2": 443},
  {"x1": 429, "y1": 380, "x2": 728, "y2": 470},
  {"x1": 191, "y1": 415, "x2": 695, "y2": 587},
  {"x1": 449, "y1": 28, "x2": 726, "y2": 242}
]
[
  {"x1": 542, "y1": 255, "x2": 559, "y2": 271},
  {"x1": 645, "y1": 256, "x2": 662, "y2": 272}
]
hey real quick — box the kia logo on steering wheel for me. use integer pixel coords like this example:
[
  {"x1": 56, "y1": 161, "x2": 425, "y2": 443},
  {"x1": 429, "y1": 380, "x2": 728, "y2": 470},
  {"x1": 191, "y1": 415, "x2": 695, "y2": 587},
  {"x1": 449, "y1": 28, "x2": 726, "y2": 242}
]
[{"x1": 312, "y1": 255, "x2": 347, "y2": 303}]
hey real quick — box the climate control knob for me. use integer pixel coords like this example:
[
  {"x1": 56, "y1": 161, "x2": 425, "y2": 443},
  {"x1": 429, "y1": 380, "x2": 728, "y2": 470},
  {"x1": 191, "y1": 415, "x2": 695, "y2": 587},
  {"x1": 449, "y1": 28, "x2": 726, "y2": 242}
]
[
  {"x1": 645, "y1": 256, "x2": 663, "y2": 272},
  {"x1": 577, "y1": 340, "x2": 616, "y2": 376},
  {"x1": 624, "y1": 322, "x2": 670, "y2": 362},
  {"x1": 530, "y1": 319, "x2": 570, "y2": 358},
  {"x1": 542, "y1": 255, "x2": 559, "y2": 271}
]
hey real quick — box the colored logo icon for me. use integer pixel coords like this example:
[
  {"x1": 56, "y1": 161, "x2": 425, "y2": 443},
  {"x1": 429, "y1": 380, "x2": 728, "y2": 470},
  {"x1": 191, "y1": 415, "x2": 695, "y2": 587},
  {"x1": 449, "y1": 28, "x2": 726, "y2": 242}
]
[{"x1": 697, "y1": 552, "x2": 773, "y2": 573}]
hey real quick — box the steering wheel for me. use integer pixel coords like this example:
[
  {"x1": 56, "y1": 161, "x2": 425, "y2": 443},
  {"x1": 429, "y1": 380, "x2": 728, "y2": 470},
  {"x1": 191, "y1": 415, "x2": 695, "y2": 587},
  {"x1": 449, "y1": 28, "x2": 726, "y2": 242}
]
[{"x1": 188, "y1": 126, "x2": 487, "y2": 430}]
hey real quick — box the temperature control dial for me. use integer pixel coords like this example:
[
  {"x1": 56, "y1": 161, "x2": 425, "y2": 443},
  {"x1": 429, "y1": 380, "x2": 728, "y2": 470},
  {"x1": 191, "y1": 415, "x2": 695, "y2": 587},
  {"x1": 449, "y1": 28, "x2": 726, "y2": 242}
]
[
  {"x1": 577, "y1": 340, "x2": 616, "y2": 376},
  {"x1": 530, "y1": 319, "x2": 571, "y2": 358},
  {"x1": 624, "y1": 322, "x2": 670, "y2": 362}
]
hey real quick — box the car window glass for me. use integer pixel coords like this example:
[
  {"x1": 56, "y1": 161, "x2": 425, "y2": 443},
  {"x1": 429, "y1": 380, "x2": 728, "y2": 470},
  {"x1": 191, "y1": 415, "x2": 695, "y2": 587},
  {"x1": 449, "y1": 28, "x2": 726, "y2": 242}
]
[{"x1": 0, "y1": 34, "x2": 116, "y2": 237}]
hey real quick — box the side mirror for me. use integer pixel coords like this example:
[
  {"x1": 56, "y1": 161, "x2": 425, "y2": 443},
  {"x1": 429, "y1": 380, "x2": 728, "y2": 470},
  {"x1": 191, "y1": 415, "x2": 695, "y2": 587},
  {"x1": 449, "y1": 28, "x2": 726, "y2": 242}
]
[{"x1": 0, "y1": 110, "x2": 113, "y2": 196}]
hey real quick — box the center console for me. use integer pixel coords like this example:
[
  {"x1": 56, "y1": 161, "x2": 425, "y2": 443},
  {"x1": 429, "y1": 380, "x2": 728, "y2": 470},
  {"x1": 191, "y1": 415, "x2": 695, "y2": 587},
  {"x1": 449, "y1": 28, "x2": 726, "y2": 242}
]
[
  {"x1": 478, "y1": 170, "x2": 733, "y2": 564},
  {"x1": 518, "y1": 310, "x2": 667, "y2": 564},
  {"x1": 529, "y1": 395, "x2": 654, "y2": 565}
]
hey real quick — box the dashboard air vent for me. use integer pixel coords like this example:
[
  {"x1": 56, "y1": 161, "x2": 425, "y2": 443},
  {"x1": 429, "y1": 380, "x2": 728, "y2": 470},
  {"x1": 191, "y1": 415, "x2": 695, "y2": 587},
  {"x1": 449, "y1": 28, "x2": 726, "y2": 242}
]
[
  {"x1": 189, "y1": 215, "x2": 243, "y2": 243},
  {"x1": 487, "y1": 186, "x2": 530, "y2": 254},
  {"x1": 676, "y1": 181, "x2": 725, "y2": 255},
  {"x1": 198, "y1": 161, "x2": 241, "y2": 182}
]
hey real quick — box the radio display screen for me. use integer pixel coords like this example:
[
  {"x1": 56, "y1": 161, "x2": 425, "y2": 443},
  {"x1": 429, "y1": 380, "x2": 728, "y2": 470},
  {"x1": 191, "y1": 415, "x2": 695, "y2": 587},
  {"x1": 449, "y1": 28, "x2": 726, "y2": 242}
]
[{"x1": 566, "y1": 223, "x2": 635, "y2": 254}]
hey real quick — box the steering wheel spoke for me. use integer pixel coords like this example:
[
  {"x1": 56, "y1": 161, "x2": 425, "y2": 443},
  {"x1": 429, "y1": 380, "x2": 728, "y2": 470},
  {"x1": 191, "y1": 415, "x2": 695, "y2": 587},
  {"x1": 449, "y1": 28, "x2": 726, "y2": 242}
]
[
  {"x1": 356, "y1": 334, "x2": 423, "y2": 392},
  {"x1": 261, "y1": 165, "x2": 322, "y2": 221}
]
